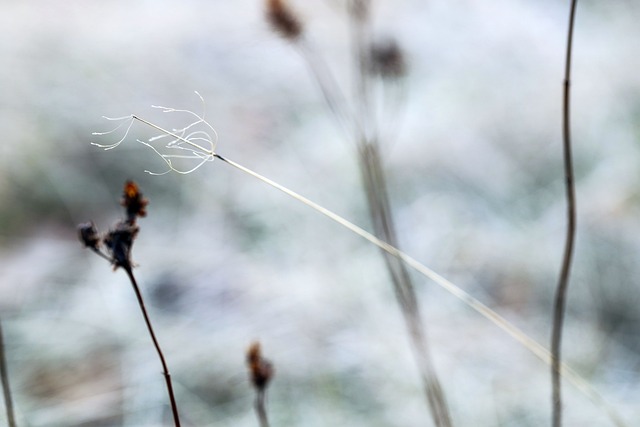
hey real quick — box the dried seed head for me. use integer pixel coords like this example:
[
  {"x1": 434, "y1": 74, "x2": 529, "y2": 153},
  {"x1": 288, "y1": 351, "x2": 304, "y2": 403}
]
[
  {"x1": 246, "y1": 342, "x2": 274, "y2": 391},
  {"x1": 121, "y1": 180, "x2": 148, "y2": 224},
  {"x1": 266, "y1": 0, "x2": 303, "y2": 40},
  {"x1": 370, "y1": 39, "x2": 407, "y2": 80},
  {"x1": 78, "y1": 221, "x2": 100, "y2": 251},
  {"x1": 104, "y1": 221, "x2": 139, "y2": 270}
]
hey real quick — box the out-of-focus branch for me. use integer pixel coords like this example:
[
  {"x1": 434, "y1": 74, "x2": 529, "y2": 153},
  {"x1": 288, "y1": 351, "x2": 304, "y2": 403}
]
[
  {"x1": 0, "y1": 319, "x2": 17, "y2": 427},
  {"x1": 348, "y1": 1, "x2": 452, "y2": 425}
]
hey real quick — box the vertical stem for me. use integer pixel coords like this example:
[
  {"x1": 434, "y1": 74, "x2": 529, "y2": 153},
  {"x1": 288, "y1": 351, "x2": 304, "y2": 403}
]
[
  {"x1": 551, "y1": 1, "x2": 578, "y2": 427},
  {"x1": 0, "y1": 320, "x2": 16, "y2": 427},
  {"x1": 348, "y1": 1, "x2": 452, "y2": 425},
  {"x1": 254, "y1": 390, "x2": 270, "y2": 427},
  {"x1": 359, "y1": 144, "x2": 452, "y2": 427},
  {"x1": 124, "y1": 267, "x2": 181, "y2": 427}
]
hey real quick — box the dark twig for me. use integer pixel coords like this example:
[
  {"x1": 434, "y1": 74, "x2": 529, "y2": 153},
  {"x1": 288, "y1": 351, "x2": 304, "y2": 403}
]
[
  {"x1": 0, "y1": 320, "x2": 16, "y2": 427},
  {"x1": 551, "y1": 1, "x2": 578, "y2": 427},
  {"x1": 79, "y1": 181, "x2": 180, "y2": 427},
  {"x1": 124, "y1": 266, "x2": 181, "y2": 427}
]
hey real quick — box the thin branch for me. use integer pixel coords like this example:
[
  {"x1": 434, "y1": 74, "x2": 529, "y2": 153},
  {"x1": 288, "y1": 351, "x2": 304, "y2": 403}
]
[
  {"x1": 551, "y1": 2, "x2": 578, "y2": 427},
  {"x1": 124, "y1": 267, "x2": 181, "y2": 427},
  {"x1": 0, "y1": 320, "x2": 16, "y2": 427}
]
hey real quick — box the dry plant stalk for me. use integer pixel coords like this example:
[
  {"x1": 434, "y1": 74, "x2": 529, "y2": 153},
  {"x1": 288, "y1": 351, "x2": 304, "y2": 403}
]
[
  {"x1": 551, "y1": 1, "x2": 579, "y2": 426},
  {"x1": 246, "y1": 342, "x2": 274, "y2": 427},
  {"x1": 78, "y1": 181, "x2": 181, "y2": 427},
  {"x1": 0, "y1": 320, "x2": 16, "y2": 427},
  {"x1": 91, "y1": 95, "x2": 627, "y2": 426}
]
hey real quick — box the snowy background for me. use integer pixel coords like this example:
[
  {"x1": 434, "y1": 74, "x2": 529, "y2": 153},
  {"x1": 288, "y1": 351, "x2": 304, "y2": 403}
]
[{"x1": 0, "y1": 1, "x2": 639, "y2": 426}]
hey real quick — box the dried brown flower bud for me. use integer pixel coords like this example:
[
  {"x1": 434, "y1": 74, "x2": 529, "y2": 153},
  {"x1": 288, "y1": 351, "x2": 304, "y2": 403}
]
[
  {"x1": 246, "y1": 342, "x2": 274, "y2": 391},
  {"x1": 78, "y1": 221, "x2": 100, "y2": 250},
  {"x1": 266, "y1": 0, "x2": 302, "y2": 40},
  {"x1": 104, "y1": 221, "x2": 139, "y2": 270},
  {"x1": 370, "y1": 39, "x2": 407, "y2": 80},
  {"x1": 121, "y1": 180, "x2": 148, "y2": 224}
]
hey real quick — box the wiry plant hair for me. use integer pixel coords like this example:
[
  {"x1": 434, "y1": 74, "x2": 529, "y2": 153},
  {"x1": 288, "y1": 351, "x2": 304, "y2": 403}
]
[{"x1": 92, "y1": 92, "x2": 218, "y2": 176}]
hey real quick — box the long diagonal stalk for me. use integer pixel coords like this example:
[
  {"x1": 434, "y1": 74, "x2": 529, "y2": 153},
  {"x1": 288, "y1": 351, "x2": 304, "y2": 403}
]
[
  {"x1": 551, "y1": 1, "x2": 578, "y2": 426},
  {"x1": 123, "y1": 267, "x2": 181, "y2": 427},
  {"x1": 0, "y1": 320, "x2": 16, "y2": 427},
  {"x1": 212, "y1": 151, "x2": 625, "y2": 427},
  {"x1": 94, "y1": 113, "x2": 626, "y2": 426}
]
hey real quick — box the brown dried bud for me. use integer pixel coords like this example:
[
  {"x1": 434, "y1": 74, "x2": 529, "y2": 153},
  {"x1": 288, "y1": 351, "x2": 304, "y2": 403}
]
[
  {"x1": 266, "y1": 0, "x2": 302, "y2": 40},
  {"x1": 103, "y1": 221, "x2": 139, "y2": 270},
  {"x1": 246, "y1": 342, "x2": 274, "y2": 391},
  {"x1": 121, "y1": 180, "x2": 148, "y2": 224},
  {"x1": 370, "y1": 39, "x2": 407, "y2": 80},
  {"x1": 78, "y1": 221, "x2": 100, "y2": 250}
]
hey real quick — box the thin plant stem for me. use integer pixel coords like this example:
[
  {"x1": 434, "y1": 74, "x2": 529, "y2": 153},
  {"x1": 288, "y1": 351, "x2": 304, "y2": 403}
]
[
  {"x1": 296, "y1": 40, "x2": 355, "y2": 138},
  {"x1": 360, "y1": 143, "x2": 453, "y2": 427},
  {"x1": 552, "y1": 1, "x2": 578, "y2": 426},
  {"x1": 123, "y1": 266, "x2": 181, "y2": 427},
  {"x1": 348, "y1": 2, "x2": 452, "y2": 424},
  {"x1": 0, "y1": 320, "x2": 16, "y2": 427},
  {"x1": 254, "y1": 390, "x2": 270, "y2": 427}
]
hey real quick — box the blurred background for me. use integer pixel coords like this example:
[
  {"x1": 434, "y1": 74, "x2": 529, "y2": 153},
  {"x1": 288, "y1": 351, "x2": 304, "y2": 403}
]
[{"x1": 1, "y1": 0, "x2": 639, "y2": 425}]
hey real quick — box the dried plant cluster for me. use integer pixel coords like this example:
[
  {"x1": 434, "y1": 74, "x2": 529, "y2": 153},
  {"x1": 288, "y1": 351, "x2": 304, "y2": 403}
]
[
  {"x1": 3, "y1": 1, "x2": 632, "y2": 427},
  {"x1": 78, "y1": 180, "x2": 147, "y2": 270},
  {"x1": 74, "y1": 2, "x2": 630, "y2": 427}
]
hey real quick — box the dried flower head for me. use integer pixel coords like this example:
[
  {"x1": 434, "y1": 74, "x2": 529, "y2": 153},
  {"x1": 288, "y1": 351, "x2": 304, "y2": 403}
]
[
  {"x1": 246, "y1": 342, "x2": 274, "y2": 391},
  {"x1": 103, "y1": 221, "x2": 139, "y2": 270},
  {"x1": 78, "y1": 181, "x2": 148, "y2": 269},
  {"x1": 266, "y1": 0, "x2": 303, "y2": 40},
  {"x1": 370, "y1": 38, "x2": 407, "y2": 80},
  {"x1": 78, "y1": 221, "x2": 100, "y2": 251},
  {"x1": 122, "y1": 180, "x2": 148, "y2": 223}
]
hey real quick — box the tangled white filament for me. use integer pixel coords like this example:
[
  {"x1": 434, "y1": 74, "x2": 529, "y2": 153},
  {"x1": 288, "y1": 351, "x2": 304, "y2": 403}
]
[{"x1": 92, "y1": 91, "x2": 218, "y2": 175}]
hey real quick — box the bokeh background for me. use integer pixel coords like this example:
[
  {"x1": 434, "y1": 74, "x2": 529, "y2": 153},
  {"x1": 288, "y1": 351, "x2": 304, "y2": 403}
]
[{"x1": 1, "y1": 1, "x2": 639, "y2": 426}]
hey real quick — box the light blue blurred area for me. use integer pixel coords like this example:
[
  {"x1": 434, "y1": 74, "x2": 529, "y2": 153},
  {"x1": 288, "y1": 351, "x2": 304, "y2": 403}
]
[{"x1": 0, "y1": 1, "x2": 639, "y2": 426}]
